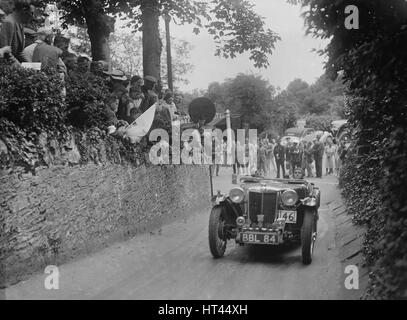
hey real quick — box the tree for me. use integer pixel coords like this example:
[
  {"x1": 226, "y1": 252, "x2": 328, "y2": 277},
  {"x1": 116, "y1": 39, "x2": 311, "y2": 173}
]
[
  {"x1": 50, "y1": 0, "x2": 280, "y2": 79},
  {"x1": 204, "y1": 73, "x2": 296, "y2": 134}
]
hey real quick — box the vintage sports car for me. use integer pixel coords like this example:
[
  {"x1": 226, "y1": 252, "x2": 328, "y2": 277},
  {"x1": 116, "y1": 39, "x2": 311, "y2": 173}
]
[{"x1": 208, "y1": 176, "x2": 321, "y2": 264}]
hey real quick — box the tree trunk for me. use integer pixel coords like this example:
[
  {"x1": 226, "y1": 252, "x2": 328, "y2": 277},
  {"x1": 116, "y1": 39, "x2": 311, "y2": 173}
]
[
  {"x1": 141, "y1": 0, "x2": 162, "y2": 79},
  {"x1": 81, "y1": 0, "x2": 114, "y2": 63}
]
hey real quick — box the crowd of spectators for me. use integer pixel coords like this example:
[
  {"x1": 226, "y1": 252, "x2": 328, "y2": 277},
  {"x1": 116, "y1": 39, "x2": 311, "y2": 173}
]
[
  {"x1": 0, "y1": 0, "x2": 183, "y2": 139},
  {"x1": 264, "y1": 135, "x2": 348, "y2": 179}
]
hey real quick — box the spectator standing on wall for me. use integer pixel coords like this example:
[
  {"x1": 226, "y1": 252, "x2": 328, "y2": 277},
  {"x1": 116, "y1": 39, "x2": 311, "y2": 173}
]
[{"x1": 0, "y1": 0, "x2": 35, "y2": 63}]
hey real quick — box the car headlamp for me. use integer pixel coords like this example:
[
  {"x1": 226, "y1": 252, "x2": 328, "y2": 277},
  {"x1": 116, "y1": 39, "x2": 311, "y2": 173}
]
[
  {"x1": 282, "y1": 189, "x2": 298, "y2": 206},
  {"x1": 236, "y1": 216, "x2": 245, "y2": 227},
  {"x1": 229, "y1": 188, "x2": 244, "y2": 204}
]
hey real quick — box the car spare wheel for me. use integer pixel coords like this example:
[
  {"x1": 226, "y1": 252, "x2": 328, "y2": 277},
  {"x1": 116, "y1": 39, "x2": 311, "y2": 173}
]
[
  {"x1": 301, "y1": 208, "x2": 317, "y2": 265},
  {"x1": 209, "y1": 206, "x2": 227, "y2": 258}
]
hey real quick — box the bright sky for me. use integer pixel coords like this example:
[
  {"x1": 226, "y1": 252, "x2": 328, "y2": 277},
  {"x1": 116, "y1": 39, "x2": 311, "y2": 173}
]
[{"x1": 168, "y1": 0, "x2": 329, "y2": 92}]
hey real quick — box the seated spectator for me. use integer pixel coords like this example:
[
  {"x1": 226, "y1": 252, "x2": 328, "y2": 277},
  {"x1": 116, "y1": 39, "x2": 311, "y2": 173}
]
[{"x1": 0, "y1": 0, "x2": 36, "y2": 63}]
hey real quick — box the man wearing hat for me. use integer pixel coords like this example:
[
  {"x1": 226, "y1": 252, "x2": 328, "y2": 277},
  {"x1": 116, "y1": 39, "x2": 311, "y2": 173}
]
[
  {"x1": 23, "y1": 26, "x2": 52, "y2": 62},
  {"x1": 32, "y1": 27, "x2": 65, "y2": 71},
  {"x1": 106, "y1": 69, "x2": 130, "y2": 121}
]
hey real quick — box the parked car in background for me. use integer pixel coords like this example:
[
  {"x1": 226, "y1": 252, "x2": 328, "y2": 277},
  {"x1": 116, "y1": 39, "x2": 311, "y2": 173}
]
[
  {"x1": 331, "y1": 120, "x2": 350, "y2": 143},
  {"x1": 284, "y1": 127, "x2": 315, "y2": 139},
  {"x1": 209, "y1": 176, "x2": 321, "y2": 265}
]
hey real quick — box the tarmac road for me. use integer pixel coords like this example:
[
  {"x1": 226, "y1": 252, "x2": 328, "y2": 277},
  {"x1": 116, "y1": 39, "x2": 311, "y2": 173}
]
[{"x1": 3, "y1": 168, "x2": 344, "y2": 300}]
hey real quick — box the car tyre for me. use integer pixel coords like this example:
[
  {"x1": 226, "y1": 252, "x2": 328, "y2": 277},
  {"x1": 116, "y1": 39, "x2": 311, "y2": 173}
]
[
  {"x1": 209, "y1": 206, "x2": 227, "y2": 258},
  {"x1": 301, "y1": 209, "x2": 317, "y2": 265}
]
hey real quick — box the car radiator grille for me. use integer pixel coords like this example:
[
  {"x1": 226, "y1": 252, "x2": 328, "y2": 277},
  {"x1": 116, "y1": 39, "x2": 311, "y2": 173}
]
[{"x1": 248, "y1": 192, "x2": 277, "y2": 225}]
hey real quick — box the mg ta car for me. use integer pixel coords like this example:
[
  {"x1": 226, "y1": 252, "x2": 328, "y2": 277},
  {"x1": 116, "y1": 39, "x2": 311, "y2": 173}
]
[{"x1": 208, "y1": 177, "x2": 321, "y2": 264}]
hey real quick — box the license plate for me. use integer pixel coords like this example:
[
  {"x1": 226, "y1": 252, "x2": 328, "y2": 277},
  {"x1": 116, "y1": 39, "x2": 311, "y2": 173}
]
[
  {"x1": 277, "y1": 210, "x2": 297, "y2": 224},
  {"x1": 241, "y1": 232, "x2": 279, "y2": 244}
]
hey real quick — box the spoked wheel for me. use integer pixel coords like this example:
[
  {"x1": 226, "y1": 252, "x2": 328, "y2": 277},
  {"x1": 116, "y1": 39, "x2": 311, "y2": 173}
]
[
  {"x1": 301, "y1": 209, "x2": 317, "y2": 265},
  {"x1": 209, "y1": 206, "x2": 227, "y2": 258}
]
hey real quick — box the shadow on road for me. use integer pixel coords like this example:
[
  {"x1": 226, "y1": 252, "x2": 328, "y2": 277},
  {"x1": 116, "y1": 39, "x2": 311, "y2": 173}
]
[{"x1": 220, "y1": 242, "x2": 303, "y2": 266}]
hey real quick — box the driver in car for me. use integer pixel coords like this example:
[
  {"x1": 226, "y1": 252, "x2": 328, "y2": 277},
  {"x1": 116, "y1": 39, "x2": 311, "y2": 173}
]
[{"x1": 293, "y1": 167, "x2": 305, "y2": 180}]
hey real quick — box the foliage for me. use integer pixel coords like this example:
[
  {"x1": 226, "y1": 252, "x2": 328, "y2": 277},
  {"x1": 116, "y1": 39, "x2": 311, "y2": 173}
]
[
  {"x1": 279, "y1": 75, "x2": 346, "y2": 116},
  {"x1": 293, "y1": 0, "x2": 407, "y2": 299},
  {"x1": 65, "y1": 72, "x2": 110, "y2": 129},
  {"x1": 48, "y1": 0, "x2": 280, "y2": 69},
  {"x1": 0, "y1": 62, "x2": 66, "y2": 132},
  {"x1": 110, "y1": 30, "x2": 194, "y2": 84},
  {"x1": 205, "y1": 73, "x2": 297, "y2": 135}
]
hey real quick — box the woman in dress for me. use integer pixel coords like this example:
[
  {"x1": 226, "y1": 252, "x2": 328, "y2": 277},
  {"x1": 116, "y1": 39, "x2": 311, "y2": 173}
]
[{"x1": 325, "y1": 141, "x2": 336, "y2": 175}]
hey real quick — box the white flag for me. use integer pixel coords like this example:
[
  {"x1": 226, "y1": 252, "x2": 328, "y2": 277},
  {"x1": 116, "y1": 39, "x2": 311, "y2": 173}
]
[{"x1": 124, "y1": 103, "x2": 157, "y2": 144}]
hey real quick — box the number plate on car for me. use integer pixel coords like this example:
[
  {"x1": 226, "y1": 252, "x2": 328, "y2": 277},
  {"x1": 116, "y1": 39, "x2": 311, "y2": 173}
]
[
  {"x1": 241, "y1": 233, "x2": 279, "y2": 244},
  {"x1": 277, "y1": 210, "x2": 297, "y2": 223}
]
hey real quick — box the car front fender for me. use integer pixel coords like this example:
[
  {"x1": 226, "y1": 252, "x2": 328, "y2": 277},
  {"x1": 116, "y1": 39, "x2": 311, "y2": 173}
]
[{"x1": 302, "y1": 197, "x2": 318, "y2": 207}]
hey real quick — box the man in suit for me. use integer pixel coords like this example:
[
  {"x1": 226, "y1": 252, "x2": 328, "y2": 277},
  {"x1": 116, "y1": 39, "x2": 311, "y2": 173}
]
[
  {"x1": 0, "y1": 0, "x2": 35, "y2": 63},
  {"x1": 313, "y1": 135, "x2": 324, "y2": 178},
  {"x1": 274, "y1": 140, "x2": 286, "y2": 179}
]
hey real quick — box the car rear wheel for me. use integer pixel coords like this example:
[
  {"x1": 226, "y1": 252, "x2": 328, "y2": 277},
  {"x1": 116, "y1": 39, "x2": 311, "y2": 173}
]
[
  {"x1": 301, "y1": 209, "x2": 317, "y2": 265},
  {"x1": 209, "y1": 206, "x2": 227, "y2": 258}
]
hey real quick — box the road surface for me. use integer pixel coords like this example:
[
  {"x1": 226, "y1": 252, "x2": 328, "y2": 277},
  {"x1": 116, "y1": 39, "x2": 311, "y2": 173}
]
[{"x1": 3, "y1": 168, "x2": 344, "y2": 300}]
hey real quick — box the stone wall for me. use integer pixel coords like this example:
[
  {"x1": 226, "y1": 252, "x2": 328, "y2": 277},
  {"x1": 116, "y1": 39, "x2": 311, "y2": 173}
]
[{"x1": 0, "y1": 163, "x2": 211, "y2": 287}]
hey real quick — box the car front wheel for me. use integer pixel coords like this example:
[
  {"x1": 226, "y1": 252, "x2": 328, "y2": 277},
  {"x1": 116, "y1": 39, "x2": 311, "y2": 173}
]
[
  {"x1": 301, "y1": 208, "x2": 317, "y2": 265},
  {"x1": 209, "y1": 206, "x2": 227, "y2": 258}
]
